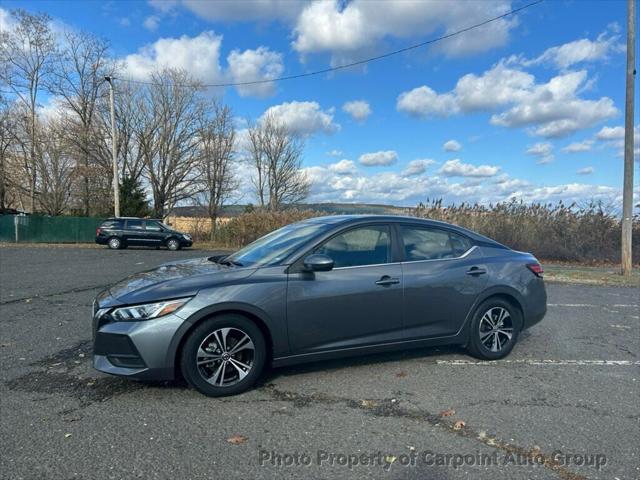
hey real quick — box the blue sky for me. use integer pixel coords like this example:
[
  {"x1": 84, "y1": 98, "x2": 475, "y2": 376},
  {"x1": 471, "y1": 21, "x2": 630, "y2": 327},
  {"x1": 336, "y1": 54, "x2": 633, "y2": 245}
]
[{"x1": 2, "y1": 0, "x2": 638, "y2": 207}]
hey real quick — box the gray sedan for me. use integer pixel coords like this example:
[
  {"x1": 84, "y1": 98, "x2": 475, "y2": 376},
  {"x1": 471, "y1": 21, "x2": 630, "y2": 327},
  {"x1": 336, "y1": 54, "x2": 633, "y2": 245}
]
[{"x1": 93, "y1": 215, "x2": 546, "y2": 396}]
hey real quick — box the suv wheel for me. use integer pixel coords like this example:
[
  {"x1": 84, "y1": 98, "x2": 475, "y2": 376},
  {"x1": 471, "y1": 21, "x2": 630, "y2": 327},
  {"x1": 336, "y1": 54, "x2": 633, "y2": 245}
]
[
  {"x1": 166, "y1": 238, "x2": 180, "y2": 251},
  {"x1": 108, "y1": 237, "x2": 122, "y2": 250},
  {"x1": 180, "y1": 315, "x2": 266, "y2": 397},
  {"x1": 466, "y1": 298, "x2": 520, "y2": 360}
]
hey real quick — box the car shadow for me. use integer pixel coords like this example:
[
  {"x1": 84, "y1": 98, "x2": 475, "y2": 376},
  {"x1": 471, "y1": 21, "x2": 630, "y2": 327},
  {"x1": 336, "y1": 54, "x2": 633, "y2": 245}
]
[{"x1": 257, "y1": 345, "x2": 466, "y2": 387}]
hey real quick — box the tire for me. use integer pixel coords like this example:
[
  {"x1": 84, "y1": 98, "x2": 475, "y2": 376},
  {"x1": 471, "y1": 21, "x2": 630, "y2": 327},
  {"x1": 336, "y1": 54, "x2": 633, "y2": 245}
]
[
  {"x1": 180, "y1": 315, "x2": 266, "y2": 397},
  {"x1": 466, "y1": 298, "x2": 521, "y2": 360},
  {"x1": 166, "y1": 238, "x2": 181, "y2": 251},
  {"x1": 107, "y1": 237, "x2": 122, "y2": 250}
]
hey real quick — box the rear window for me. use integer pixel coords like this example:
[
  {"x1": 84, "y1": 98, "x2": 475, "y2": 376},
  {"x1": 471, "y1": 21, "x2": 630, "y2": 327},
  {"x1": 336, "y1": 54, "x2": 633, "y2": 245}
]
[
  {"x1": 101, "y1": 220, "x2": 124, "y2": 229},
  {"x1": 400, "y1": 226, "x2": 472, "y2": 261}
]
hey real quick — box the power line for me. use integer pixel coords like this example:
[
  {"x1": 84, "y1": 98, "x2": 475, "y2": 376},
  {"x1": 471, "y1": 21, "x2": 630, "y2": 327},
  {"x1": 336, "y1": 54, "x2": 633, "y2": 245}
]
[{"x1": 114, "y1": 0, "x2": 545, "y2": 88}]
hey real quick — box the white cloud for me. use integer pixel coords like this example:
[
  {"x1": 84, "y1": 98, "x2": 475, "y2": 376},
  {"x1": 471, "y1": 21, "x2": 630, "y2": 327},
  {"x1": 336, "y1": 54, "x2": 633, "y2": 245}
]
[
  {"x1": 443, "y1": 140, "x2": 462, "y2": 152},
  {"x1": 292, "y1": 0, "x2": 516, "y2": 64},
  {"x1": 227, "y1": 47, "x2": 283, "y2": 97},
  {"x1": 122, "y1": 32, "x2": 285, "y2": 97},
  {"x1": 490, "y1": 70, "x2": 617, "y2": 138},
  {"x1": 326, "y1": 149, "x2": 343, "y2": 157},
  {"x1": 402, "y1": 159, "x2": 436, "y2": 177},
  {"x1": 359, "y1": 150, "x2": 398, "y2": 167},
  {"x1": 260, "y1": 101, "x2": 340, "y2": 136},
  {"x1": 143, "y1": 15, "x2": 160, "y2": 31},
  {"x1": 562, "y1": 140, "x2": 593, "y2": 153},
  {"x1": 328, "y1": 159, "x2": 357, "y2": 175},
  {"x1": 526, "y1": 142, "x2": 554, "y2": 164},
  {"x1": 0, "y1": 8, "x2": 15, "y2": 32},
  {"x1": 178, "y1": 0, "x2": 303, "y2": 22},
  {"x1": 596, "y1": 125, "x2": 625, "y2": 140},
  {"x1": 517, "y1": 28, "x2": 624, "y2": 69},
  {"x1": 439, "y1": 159, "x2": 500, "y2": 177},
  {"x1": 123, "y1": 31, "x2": 224, "y2": 83},
  {"x1": 398, "y1": 62, "x2": 617, "y2": 138},
  {"x1": 296, "y1": 163, "x2": 623, "y2": 207},
  {"x1": 397, "y1": 85, "x2": 458, "y2": 117},
  {"x1": 342, "y1": 100, "x2": 371, "y2": 122},
  {"x1": 576, "y1": 167, "x2": 594, "y2": 175}
]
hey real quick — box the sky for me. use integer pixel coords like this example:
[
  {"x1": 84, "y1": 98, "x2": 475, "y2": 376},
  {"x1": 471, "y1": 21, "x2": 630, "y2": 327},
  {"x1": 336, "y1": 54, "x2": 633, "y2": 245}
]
[{"x1": 1, "y1": 0, "x2": 638, "y2": 208}]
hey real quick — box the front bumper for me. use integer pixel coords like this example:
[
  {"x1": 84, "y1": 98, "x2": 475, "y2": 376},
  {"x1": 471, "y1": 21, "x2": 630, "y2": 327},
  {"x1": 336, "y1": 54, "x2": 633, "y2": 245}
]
[{"x1": 93, "y1": 307, "x2": 186, "y2": 381}]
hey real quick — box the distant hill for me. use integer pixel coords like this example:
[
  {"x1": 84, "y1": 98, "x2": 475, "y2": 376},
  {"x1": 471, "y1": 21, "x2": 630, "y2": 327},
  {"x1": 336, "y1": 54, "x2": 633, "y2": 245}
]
[{"x1": 170, "y1": 203, "x2": 410, "y2": 218}]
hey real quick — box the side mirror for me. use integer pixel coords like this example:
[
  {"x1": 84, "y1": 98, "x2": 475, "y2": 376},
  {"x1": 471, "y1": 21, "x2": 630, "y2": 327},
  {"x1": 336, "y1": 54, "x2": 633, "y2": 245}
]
[{"x1": 303, "y1": 254, "x2": 334, "y2": 272}]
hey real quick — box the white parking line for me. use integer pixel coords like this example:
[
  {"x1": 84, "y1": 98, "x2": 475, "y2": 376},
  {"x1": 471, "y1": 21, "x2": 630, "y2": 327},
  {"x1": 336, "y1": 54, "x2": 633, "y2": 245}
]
[
  {"x1": 436, "y1": 359, "x2": 640, "y2": 366},
  {"x1": 548, "y1": 303, "x2": 639, "y2": 308}
]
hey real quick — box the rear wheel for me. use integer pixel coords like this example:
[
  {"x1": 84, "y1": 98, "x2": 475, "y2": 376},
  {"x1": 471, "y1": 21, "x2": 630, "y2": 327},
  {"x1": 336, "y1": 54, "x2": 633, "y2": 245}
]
[
  {"x1": 466, "y1": 298, "x2": 520, "y2": 360},
  {"x1": 180, "y1": 315, "x2": 266, "y2": 397},
  {"x1": 166, "y1": 238, "x2": 180, "y2": 251},
  {"x1": 108, "y1": 237, "x2": 122, "y2": 250}
]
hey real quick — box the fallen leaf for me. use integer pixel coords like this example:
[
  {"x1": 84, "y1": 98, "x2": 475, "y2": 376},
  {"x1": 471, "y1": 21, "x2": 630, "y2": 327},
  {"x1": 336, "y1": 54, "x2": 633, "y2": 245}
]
[
  {"x1": 439, "y1": 408, "x2": 455, "y2": 417},
  {"x1": 227, "y1": 434, "x2": 248, "y2": 445},
  {"x1": 453, "y1": 420, "x2": 466, "y2": 430},
  {"x1": 385, "y1": 455, "x2": 397, "y2": 465},
  {"x1": 359, "y1": 399, "x2": 378, "y2": 408},
  {"x1": 64, "y1": 433, "x2": 72, "y2": 438},
  {"x1": 395, "y1": 371, "x2": 407, "y2": 378}
]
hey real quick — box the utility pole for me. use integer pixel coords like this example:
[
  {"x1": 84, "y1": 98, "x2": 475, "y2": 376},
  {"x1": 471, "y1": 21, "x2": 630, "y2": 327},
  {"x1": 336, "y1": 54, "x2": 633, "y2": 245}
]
[
  {"x1": 105, "y1": 76, "x2": 120, "y2": 218},
  {"x1": 622, "y1": 0, "x2": 636, "y2": 276}
]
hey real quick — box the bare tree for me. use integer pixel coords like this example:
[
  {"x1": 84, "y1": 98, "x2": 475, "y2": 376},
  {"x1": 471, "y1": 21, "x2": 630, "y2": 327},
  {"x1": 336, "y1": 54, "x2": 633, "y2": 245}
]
[
  {"x1": 0, "y1": 96, "x2": 16, "y2": 210},
  {"x1": 138, "y1": 69, "x2": 206, "y2": 218},
  {"x1": 47, "y1": 30, "x2": 116, "y2": 216},
  {"x1": 0, "y1": 10, "x2": 56, "y2": 212},
  {"x1": 197, "y1": 101, "x2": 238, "y2": 239},
  {"x1": 36, "y1": 114, "x2": 74, "y2": 215},
  {"x1": 246, "y1": 113, "x2": 310, "y2": 211}
]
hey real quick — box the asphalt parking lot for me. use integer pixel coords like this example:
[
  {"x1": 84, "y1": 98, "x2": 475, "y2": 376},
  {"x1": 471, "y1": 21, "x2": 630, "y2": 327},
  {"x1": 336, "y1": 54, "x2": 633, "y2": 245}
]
[{"x1": 0, "y1": 246, "x2": 638, "y2": 480}]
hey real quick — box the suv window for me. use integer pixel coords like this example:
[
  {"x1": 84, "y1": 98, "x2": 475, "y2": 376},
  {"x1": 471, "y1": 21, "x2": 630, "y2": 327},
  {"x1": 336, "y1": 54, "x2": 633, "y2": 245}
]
[
  {"x1": 101, "y1": 219, "x2": 124, "y2": 229},
  {"x1": 145, "y1": 221, "x2": 162, "y2": 232},
  {"x1": 315, "y1": 225, "x2": 390, "y2": 268},
  {"x1": 400, "y1": 226, "x2": 472, "y2": 261},
  {"x1": 126, "y1": 219, "x2": 144, "y2": 230}
]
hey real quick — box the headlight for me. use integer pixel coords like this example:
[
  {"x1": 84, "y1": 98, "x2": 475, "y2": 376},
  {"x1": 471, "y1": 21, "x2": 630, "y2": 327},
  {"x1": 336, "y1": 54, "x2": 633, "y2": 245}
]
[
  {"x1": 111, "y1": 298, "x2": 191, "y2": 322},
  {"x1": 183, "y1": 234, "x2": 192, "y2": 240}
]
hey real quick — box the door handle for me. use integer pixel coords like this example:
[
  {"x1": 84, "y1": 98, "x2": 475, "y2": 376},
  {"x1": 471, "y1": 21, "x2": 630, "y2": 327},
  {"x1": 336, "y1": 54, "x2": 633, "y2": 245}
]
[
  {"x1": 466, "y1": 267, "x2": 487, "y2": 276},
  {"x1": 375, "y1": 275, "x2": 400, "y2": 286}
]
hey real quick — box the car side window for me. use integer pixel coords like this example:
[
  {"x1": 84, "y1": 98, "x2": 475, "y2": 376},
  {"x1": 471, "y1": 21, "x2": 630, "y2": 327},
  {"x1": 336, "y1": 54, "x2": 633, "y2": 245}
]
[
  {"x1": 400, "y1": 226, "x2": 472, "y2": 261},
  {"x1": 145, "y1": 221, "x2": 162, "y2": 232},
  {"x1": 126, "y1": 219, "x2": 144, "y2": 230},
  {"x1": 315, "y1": 225, "x2": 390, "y2": 268},
  {"x1": 101, "y1": 220, "x2": 123, "y2": 229}
]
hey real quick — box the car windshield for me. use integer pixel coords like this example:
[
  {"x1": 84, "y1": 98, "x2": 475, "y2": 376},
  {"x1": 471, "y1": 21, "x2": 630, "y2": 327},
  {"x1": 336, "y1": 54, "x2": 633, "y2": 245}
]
[{"x1": 223, "y1": 222, "x2": 327, "y2": 267}]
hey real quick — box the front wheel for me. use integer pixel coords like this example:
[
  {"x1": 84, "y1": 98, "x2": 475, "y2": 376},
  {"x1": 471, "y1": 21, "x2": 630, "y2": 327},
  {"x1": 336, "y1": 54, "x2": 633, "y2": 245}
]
[
  {"x1": 166, "y1": 238, "x2": 181, "y2": 251},
  {"x1": 180, "y1": 315, "x2": 266, "y2": 397},
  {"x1": 466, "y1": 298, "x2": 521, "y2": 360}
]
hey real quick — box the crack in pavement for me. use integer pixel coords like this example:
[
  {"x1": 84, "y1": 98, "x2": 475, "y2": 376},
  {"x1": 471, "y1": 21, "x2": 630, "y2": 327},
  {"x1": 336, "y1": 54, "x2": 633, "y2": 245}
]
[
  {"x1": 0, "y1": 283, "x2": 109, "y2": 306},
  {"x1": 257, "y1": 384, "x2": 588, "y2": 480}
]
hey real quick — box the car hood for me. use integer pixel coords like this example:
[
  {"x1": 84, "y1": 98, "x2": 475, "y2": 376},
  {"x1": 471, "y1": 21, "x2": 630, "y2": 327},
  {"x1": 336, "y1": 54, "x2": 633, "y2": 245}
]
[{"x1": 96, "y1": 257, "x2": 256, "y2": 308}]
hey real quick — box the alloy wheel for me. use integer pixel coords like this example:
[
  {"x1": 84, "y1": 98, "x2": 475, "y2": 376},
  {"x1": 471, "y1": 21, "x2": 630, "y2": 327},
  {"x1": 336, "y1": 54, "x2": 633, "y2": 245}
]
[
  {"x1": 167, "y1": 239, "x2": 179, "y2": 250},
  {"x1": 108, "y1": 238, "x2": 120, "y2": 249},
  {"x1": 196, "y1": 328, "x2": 255, "y2": 387},
  {"x1": 478, "y1": 307, "x2": 513, "y2": 353}
]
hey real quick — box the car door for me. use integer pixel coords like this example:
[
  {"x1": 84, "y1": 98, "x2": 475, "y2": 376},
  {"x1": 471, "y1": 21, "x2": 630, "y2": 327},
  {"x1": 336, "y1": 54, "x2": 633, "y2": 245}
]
[
  {"x1": 399, "y1": 224, "x2": 488, "y2": 339},
  {"x1": 124, "y1": 219, "x2": 145, "y2": 246},
  {"x1": 143, "y1": 220, "x2": 165, "y2": 246},
  {"x1": 286, "y1": 224, "x2": 403, "y2": 354}
]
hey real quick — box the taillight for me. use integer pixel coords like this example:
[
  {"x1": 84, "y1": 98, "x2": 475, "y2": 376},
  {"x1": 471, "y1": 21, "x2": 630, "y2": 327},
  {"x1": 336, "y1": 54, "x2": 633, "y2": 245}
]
[
  {"x1": 527, "y1": 263, "x2": 544, "y2": 278},
  {"x1": 96, "y1": 228, "x2": 102, "y2": 236}
]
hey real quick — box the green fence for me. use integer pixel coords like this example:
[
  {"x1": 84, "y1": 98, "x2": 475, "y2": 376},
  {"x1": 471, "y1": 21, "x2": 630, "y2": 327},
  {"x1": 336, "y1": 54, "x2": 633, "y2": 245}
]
[{"x1": 0, "y1": 215, "x2": 105, "y2": 243}]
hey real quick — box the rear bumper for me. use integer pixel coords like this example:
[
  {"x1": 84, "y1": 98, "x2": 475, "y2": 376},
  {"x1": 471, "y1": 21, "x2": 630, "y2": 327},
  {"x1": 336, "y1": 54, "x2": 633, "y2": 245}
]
[
  {"x1": 95, "y1": 236, "x2": 108, "y2": 245},
  {"x1": 521, "y1": 279, "x2": 547, "y2": 330}
]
